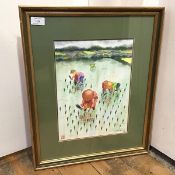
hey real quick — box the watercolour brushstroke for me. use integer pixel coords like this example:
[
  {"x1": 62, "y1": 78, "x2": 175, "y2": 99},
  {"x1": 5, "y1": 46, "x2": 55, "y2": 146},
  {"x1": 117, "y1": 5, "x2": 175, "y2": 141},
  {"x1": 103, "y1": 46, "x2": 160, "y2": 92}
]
[{"x1": 54, "y1": 39, "x2": 133, "y2": 141}]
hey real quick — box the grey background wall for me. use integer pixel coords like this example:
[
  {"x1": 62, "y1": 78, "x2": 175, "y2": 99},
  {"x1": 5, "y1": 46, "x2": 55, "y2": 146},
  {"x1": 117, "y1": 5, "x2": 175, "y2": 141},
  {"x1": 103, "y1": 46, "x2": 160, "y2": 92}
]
[{"x1": 0, "y1": 0, "x2": 174, "y2": 160}]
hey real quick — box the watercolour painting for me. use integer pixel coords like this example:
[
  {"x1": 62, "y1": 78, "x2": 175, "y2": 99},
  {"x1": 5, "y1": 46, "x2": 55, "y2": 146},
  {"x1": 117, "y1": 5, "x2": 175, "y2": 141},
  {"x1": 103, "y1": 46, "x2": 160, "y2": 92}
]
[{"x1": 54, "y1": 39, "x2": 133, "y2": 141}]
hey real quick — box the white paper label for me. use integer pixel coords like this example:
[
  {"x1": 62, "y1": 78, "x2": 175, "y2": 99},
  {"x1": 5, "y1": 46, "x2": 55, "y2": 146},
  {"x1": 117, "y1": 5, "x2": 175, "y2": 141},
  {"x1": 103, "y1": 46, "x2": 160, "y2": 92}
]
[{"x1": 31, "y1": 17, "x2": 45, "y2": 26}]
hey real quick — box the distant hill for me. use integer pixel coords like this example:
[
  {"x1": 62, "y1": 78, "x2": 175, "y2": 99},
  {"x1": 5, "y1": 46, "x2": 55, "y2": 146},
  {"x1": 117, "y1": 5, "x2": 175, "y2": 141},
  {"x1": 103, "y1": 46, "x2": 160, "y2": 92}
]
[
  {"x1": 55, "y1": 45, "x2": 132, "y2": 52},
  {"x1": 55, "y1": 46, "x2": 133, "y2": 65}
]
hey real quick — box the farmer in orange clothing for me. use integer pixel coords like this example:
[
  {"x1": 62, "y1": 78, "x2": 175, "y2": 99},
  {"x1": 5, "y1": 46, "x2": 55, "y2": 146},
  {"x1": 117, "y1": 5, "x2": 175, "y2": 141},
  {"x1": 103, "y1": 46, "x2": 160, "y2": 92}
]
[
  {"x1": 102, "y1": 80, "x2": 120, "y2": 93},
  {"x1": 70, "y1": 70, "x2": 84, "y2": 85}
]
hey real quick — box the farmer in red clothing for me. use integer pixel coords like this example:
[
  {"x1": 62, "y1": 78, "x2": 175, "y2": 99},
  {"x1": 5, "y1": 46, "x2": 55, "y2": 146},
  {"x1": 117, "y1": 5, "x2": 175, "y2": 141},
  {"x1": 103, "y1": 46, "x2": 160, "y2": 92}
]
[{"x1": 76, "y1": 89, "x2": 98, "y2": 110}]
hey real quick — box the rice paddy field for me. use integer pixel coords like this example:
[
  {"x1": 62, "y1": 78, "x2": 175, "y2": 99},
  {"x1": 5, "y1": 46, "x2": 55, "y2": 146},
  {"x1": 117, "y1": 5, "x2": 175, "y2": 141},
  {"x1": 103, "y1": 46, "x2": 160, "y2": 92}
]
[{"x1": 55, "y1": 57, "x2": 132, "y2": 141}]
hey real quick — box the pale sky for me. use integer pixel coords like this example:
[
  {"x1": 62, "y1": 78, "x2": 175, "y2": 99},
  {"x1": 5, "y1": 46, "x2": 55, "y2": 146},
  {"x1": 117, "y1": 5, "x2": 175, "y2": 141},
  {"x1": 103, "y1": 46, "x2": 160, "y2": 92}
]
[{"x1": 54, "y1": 39, "x2": 133, "y2": 49}]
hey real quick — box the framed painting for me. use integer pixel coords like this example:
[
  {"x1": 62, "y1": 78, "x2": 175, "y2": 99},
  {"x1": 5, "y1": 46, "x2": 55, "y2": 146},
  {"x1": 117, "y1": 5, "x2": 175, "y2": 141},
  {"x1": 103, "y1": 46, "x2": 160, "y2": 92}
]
[
  {"x1": 19, "y1": 7, "x2": 164, "y2": 170},
  {"x1": 55, "y1": 39, "x2": 133, "y2": 141}
]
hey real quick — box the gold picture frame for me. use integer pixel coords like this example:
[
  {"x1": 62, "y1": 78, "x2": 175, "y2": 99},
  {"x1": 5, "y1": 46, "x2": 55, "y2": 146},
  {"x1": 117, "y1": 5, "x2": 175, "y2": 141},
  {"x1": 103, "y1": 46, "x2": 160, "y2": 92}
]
[{"x1": 19, "y1": 6, "x2": 164, "y2": 170}]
